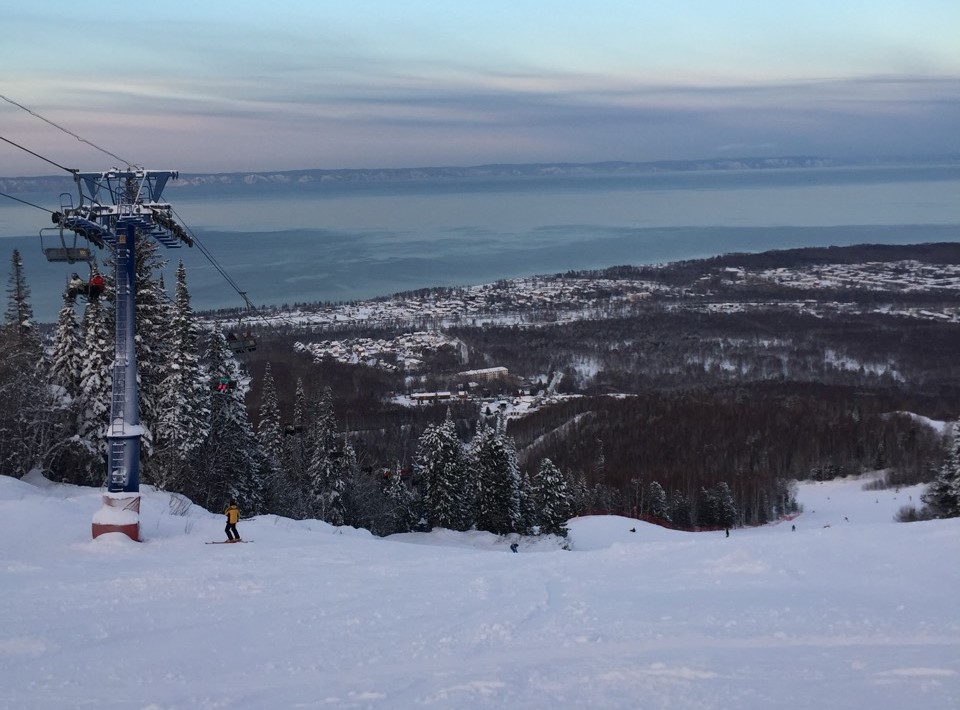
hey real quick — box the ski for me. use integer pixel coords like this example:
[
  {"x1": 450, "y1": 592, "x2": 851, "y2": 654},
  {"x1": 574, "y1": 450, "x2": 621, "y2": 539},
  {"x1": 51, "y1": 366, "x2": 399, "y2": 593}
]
[{"x1": 205, "y1": 540, "x2": 253, "y2": 544}]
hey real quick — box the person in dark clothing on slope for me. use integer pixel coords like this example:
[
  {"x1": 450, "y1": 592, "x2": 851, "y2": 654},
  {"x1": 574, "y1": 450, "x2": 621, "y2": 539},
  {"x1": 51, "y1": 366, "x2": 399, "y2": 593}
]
[{"x1": 224, "y1": 500, "x2": 241, "y2": 542}]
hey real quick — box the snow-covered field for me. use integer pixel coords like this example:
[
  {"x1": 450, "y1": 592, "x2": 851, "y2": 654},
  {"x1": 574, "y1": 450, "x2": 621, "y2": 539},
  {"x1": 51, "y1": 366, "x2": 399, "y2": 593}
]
[{"x1": 1, "y1": 473, "x2": 958, "y2": 709}]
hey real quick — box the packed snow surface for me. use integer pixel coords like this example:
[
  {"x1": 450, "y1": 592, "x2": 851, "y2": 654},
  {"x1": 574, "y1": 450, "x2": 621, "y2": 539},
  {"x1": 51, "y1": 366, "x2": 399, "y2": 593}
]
[{"x1": 1, "y1": 472, "x2": 958, "y2": 709}]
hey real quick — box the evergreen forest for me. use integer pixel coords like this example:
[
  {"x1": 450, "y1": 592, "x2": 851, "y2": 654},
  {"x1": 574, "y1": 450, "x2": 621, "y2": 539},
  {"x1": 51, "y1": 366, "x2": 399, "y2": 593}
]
[{"x1": 4, "y1": 242, "x2": 960, "y2": 536}]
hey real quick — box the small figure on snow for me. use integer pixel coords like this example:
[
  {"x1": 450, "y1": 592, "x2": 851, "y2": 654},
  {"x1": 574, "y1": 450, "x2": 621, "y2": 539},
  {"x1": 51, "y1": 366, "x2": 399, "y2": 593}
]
[
  {"x1": 510, "y1": 543, "x2": 519, "y2": 553},
  {"x1": 224, "y1": 500, "x2": 241, "y2": 542},
  {"x1": 725, "y1": 528, "x2": 730, "y2": 538},
  {"x1": 791, "y1": 524, "x2": 796, "y2": 532},
  {"x1": 629, "y1": 527, "x2": 636, "y2": 533}
]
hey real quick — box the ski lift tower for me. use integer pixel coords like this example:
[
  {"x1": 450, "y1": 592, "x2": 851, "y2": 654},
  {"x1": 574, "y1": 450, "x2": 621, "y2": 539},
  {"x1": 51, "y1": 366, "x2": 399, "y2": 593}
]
[{"x1": 52, "y1": 169, "x2": 193, "y2": 541}]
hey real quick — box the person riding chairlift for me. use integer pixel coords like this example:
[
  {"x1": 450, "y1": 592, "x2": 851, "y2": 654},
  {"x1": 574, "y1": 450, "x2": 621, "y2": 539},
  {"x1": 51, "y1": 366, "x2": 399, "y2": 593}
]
[
  {"x1": 66, "y1": 273, "x2": 86, "y2": 302},
  {"x1": 87, "y1": 273, "x2": 105, "y2": 301},
  {"x1": 66, "y1": 272, "x2": 104, "y2": 303}
]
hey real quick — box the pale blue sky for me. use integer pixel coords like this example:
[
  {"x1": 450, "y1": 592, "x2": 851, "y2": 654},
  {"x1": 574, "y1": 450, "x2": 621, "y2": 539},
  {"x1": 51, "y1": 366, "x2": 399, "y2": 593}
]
[{"x1": 1, "y1": 1, "x2": 958, "y2": 175}]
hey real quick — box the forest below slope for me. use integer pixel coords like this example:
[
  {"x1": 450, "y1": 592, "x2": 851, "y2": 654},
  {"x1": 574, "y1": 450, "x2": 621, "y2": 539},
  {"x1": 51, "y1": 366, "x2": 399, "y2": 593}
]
[{"x1": 234, "y1": 241, "x2": 960, "y2": 520}]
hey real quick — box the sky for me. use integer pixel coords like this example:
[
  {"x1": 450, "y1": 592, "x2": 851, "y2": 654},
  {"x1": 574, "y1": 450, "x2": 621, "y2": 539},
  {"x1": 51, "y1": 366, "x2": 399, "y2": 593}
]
[
  {"x1": 1, "y1": 1, "x2": 959, "y2": 176},
  {"x1": 2, "y1": 470, "x2": 959, "y2": 708}
]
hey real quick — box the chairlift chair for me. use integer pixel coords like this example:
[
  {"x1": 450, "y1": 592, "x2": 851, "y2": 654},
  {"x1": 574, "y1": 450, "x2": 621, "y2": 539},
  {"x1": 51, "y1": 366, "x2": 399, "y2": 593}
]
[
  {"x1": 226, "y1": 331, "x2": 257, "y2": 354},
  {"x1": 40, "y1": 226, "x2": 94, "y2": 264},
  {"x1": 40, "y1": 192, "x2": 97, "y2": 263}
]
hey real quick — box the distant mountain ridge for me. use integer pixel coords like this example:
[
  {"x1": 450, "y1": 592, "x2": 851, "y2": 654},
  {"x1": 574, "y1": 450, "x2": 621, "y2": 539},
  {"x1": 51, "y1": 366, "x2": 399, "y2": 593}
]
[{"x1": 4, "y1": 155, "x2": 951, "y2": 194}]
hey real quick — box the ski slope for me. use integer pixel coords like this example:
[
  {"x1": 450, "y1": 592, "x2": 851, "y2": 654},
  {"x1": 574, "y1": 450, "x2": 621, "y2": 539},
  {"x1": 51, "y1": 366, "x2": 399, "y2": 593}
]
[{"x1": 1, "y1": 472, "x2": 958, "y2": 709}]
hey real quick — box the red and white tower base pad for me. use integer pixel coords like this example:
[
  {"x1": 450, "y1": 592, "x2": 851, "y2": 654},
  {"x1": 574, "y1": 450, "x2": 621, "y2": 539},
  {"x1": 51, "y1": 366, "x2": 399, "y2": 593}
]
[{"x1": 92, "y1": 491, "x2": 141, "y2": 541}]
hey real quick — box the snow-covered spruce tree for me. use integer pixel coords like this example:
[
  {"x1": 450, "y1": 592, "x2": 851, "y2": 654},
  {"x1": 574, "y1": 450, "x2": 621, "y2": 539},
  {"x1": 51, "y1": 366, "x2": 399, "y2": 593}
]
[
  {"x1": 41, "y1": 295, "x2": 94, "y2": 483},
  {"x1": 131, "y1": 236, "x2": 172, "y2": 461},
  {"x1": 339, "y1": 438, "x2": 375, "y2": 529},
  {"x1": 670, "y1": 489, "x2": 692, "y2": 528},
  {"x1": 517, "y1": 466, "x2": 536, "y2": 533},
  {"x1": 187, "y1": 329, "x2": 266, "y2": 514},
  {"x1": 74, "y1": 296, "x2": 113, "y2": 483},
  {"x1": 5, "y1": 249, "x2": 38, "y2": 346},
  {"x1": 306, "y1": 387, "x2": 346, "y2": 525},
  {"x1": 715, "y1": 481, "x2": 739, "y2": 529},
  {"x1": 567, "y1": 471, "x2": 589, "y2": 518},
  {"x1": 279, "y1": 377, "x2": 311, "y2": 517},
  {"x1": 469, "y1": 418, "x2": 522, "y2": 535},
  {"x1": 149, "y1": 260, "x2": 210, "y2": 491},
  {"x1": 0, "y1": 331, "x2": 56, "y2": 477},
  {"x1": 697, "y1": 486, "x2": 720, "y2": 527},
  {"x1": 256, "y1": 362, "x2": 283, "y2": 510},
  {"x1": 415, "y1": 410, "x2": 470, "y2": 530},
  {"x1": 384, "y1": 463, "x2": 418, "y2": 534},
  {"x1": 646, "y1": 481, "x2": 670, "y2": 522},
  {"x1": 49, "y1": 296, "x2": 84, "y2": 397},
  {"x1": 0, "y1": 253, "x2": 57, "y2": 478},
  {"x1": 532, "y1": 458, "x2": 572, "y2": 537},
  {"x1": 921, "y1": 420, "x2": 960, "y2": 518}
]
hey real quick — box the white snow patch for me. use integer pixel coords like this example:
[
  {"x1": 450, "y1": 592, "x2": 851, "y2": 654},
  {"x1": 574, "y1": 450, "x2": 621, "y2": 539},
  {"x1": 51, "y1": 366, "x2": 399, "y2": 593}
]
[{"x1": 0, "y1": 474, "x2": 957, "y2": 708}]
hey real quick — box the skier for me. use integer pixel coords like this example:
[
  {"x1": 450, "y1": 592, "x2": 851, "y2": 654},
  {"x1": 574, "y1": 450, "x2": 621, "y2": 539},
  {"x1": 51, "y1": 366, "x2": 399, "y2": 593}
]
[
  {"x1": 510, "y1": 543, "x2": 519, "y2": 553},
  {"x1": 224, "y1": 500, "x2": 241, "y2": 542}
]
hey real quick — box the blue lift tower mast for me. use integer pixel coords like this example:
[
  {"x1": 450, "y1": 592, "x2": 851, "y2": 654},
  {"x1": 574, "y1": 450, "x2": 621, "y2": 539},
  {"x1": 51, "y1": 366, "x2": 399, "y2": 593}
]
[{"x1": 52, "y1": 169, "x2": 193, "y2": 541}]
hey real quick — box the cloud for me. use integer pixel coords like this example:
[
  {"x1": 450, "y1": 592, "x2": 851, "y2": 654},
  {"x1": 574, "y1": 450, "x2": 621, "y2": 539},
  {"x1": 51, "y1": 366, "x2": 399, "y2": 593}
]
[{"x1": 4, "y1": 67, "x2": 959, "y2": 176}]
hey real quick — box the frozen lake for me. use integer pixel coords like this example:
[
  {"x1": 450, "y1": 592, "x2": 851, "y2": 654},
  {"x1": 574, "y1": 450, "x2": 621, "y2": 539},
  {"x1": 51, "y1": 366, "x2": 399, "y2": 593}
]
[{"x1": 1, "y1": 164, "x2": 958, "y2": 322}]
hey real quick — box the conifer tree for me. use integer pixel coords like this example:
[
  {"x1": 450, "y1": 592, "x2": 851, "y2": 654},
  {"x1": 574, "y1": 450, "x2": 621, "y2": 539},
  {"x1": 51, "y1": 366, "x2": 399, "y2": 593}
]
[
  {"x1": 698, "y1": 487, "x2": 718, "y2": 526},
  {"x1": 49, "y1": 296, "x2": 84, "y2": 397},
  {"x1": 517, "y1": 467, "x2": 536, "y2": 534},
  {"x1": 0, "y1": 252, "x2": 55, "y2": 477},
  {"x1": 647, "y1": 481, "x2": 670, "y2": 521},
  {"x1": 42, "y1": 295, "x2": 90, "y2": 481},
  {"x1": 151, "y1": 261, "x2": 210, "y2": 490},
  {"x1": 188, "y1": 330, "x2": 265, "y2": 513},
  {"x1": 75, "y1": 296, "x2": 113, "y2": 480},
  {"x1": 280, "y1": 377, "x2": 311, "y2": 518},
  {"x1": 384, "y1": 463, "x2": 417, "y2": 534},
  {"x1": 131, "y1": 237, "x2": 172, "y2": 459},
  {"x1": 715, "y1": 481, "x2": 739, "y2": 529},
  {"x1": 416, "y1": 410, "x2": 469, "y2": 530},
  {"x1": 257, "y1": 362, "x2": 283, "y2": 509},
  {"x1": 533, "y1": 458, "x2": 571, "y2": 537},
  {"x1": 258, "y1": 363, "x2": 283, "y2": 466},
  {"x1": 5, "y1": 249, "x2": 37, "y2": 345},
  {"x1": 338, "y1": 438, "x2": 364, "y2": 526},
  {"x1": 670, "y1": 489, "x2": 692, "y2": 528},
  {"x1": 922, "y1": 420, "x2": 960, "y2": 518},
  {"x1": 306, "y1": 387, "x2": 345, "y2": 525},
  {"x1": 470, "y1": 418, "x2": 522, "y2": 535}
]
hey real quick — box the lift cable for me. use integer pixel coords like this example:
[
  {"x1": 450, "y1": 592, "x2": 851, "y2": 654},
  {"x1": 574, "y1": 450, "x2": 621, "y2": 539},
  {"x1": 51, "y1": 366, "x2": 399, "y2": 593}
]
[
  {"x1": 0, "y1": 93, "x2": 134, "y2": 168},
  {"x1": 168, "y1": 206, "x2": 253, "y2": 309},
  {"x1": 0, "y1": 189, "x2": 55, "y2": 214},
  {"x1": 0, "y1": 100, "x2": 293, "y2": 327},
  {"x1": 169, "y1": 206, "x2": 306, "y2": 331},
  {"x1": 0, "y1": 134, "x2": 77, "y2": 175}
]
